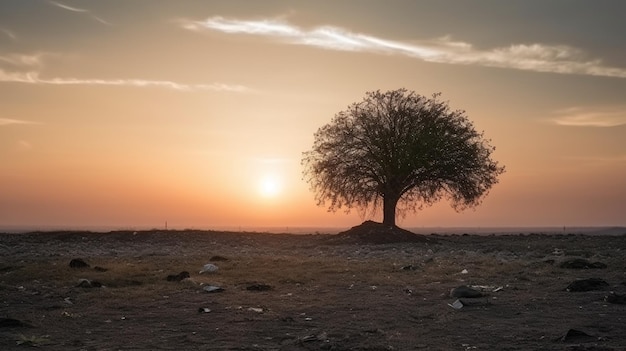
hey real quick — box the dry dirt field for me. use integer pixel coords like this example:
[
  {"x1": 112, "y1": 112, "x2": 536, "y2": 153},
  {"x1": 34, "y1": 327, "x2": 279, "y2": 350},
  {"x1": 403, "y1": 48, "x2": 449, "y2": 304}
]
[{"x1": 1, "y1": 228, "x2": 625, "y2": 350}]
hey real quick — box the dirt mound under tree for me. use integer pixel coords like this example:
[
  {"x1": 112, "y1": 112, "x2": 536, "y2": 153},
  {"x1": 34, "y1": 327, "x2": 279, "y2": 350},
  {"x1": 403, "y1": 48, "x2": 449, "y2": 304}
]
[{"x1": 327, "y1": 220, "x2": 432, "y2": 244}]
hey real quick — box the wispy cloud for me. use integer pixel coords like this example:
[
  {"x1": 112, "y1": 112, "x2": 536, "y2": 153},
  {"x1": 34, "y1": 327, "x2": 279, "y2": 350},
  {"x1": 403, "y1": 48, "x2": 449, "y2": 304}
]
[
  {"x1": 0, "y1": 28, "x2": 17, "y2": 41},
  {"x1": 0, "y1": 68, "x2": 250, "y2": 92},
  {"x1": 0, "y1": 53, "x2": 45, "y2": 67},
  {"x1": 0, "y1": 118, "x2": 42, "y2": 126},
  {"x1": 17, "y1": 140, "x2": 33, "y2": 150},
  {"x1": 48, "y1": 1, "x2": 112, "y2": 25},
  {"x1": 552, "y1": 107, "x2": 626, "y2": 127},
  {"x1": 0, "y1": 51, "x2": 250, "y2": 92},
  {"x1": 181, "y1": 17, "x2": 626, "y2": 79}
]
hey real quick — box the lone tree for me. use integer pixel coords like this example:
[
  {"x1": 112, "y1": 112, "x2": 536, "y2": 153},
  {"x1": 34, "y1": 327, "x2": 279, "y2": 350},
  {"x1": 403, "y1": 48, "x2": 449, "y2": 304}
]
[{"x1": 302, "y1": 89, "x2": 505, "y2": 228}]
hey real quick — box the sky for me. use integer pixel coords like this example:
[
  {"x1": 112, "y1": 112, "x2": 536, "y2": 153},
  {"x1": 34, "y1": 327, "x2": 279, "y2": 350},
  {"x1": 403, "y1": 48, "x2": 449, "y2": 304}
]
[{"x1": 1, "y1": 0, "x2": 625, "y2": 230}]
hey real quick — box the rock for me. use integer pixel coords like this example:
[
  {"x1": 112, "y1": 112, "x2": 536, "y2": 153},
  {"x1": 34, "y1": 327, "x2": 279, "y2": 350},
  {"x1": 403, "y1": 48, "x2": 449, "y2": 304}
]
[
  {"x1": 565, "y1": 278, "x2": 609, "y2": 292},
  {"x1": 559, "y1": 258, "x2": 607, "y2": 269},
  {"x1": 199, "y1": 263, "x2": 219, "y2": 274},
  {"x1": 209, "y1": 255, "x2": 229, "y2": 262},
  {"x1": 76, "y1": 279, "x2": 103, "y2": 288},
  {"x1": 69, "y1": 258, "x2": 90, "y2": 269},
  {"x1": 166, "y1": 271, "x2": 190, "y2": 282},
  {"x1": 0, "y1": 318, "x2": 33, "y2": 328},
  {"x1": 448, "y1": 298, "x2": 491, "y2": 309},
  {"x1": 555, "y1": 329, "x2": 596, "y2": 342},
  {"x1": 450, "y1": 285, "x2": 483, "y2": 298},
  {"x1": 605, "y1": 292, "x2": 626, "y2": 304},
  {"x1": 246, "y1": 283, "x2": 272, "y2": 291}
]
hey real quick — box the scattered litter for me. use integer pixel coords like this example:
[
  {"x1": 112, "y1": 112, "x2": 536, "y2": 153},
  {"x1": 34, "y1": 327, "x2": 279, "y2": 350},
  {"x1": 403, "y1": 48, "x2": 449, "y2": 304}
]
[
  {"x1": 248, "y1": 307, "x2": 263, "y2": 313},
  {"x1": 470, "y1": 285, "x2": 504, "y2": 292},
  {"x1": 448, "y1": 299, "x2": 464, "y2": 310},
  {"x1": 198, "y1": 307, "x2": 211, "y2": 313},
  {"x1": 448, "y1": 298, "x2": 490, "y2": 309},
  {"x1": 401, "y1": 264, "x2": 416, "y2": 271},
  {"x1": 199, "y1": 264, "x2": 219, "y2": 274},
  {"x1": 460, "y1": 269, "x2": 468, "y2": 274},
  {"x1": 565, "y1": 278, "x2": 609, "y2": 292},
  {"x1": 202, "y1": 285, "x2": 224, "y2": 293},
  {"x1": 63, "y1": 297, "x2": 73, "y2": 305},
  {"x1": 298, "y1": 332, "x2": 328, "y2": 343}
]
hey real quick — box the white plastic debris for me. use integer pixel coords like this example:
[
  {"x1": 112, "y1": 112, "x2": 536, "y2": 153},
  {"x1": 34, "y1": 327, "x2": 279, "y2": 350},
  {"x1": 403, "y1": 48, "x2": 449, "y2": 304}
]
[
  {"x1": 202, "y1": 285, "x2": 224, "y2": 293},
  {"x1": 248, "y1": 307, "x2": 263, "y2": 313},
  {"x1": 448, "y1": 299, "x2": 464, "y2": 310},
  {"x1": 461, "y1": 269, "x2": 469, "y2": 274},
  {"x1": 199, "y1": 263, "x2": 219, "y2": 274}
]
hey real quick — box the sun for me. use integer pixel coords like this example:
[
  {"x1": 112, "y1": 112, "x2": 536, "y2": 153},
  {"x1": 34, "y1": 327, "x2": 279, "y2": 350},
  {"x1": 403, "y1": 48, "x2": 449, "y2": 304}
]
[{"x1": 258, "y1": 174, "x2": 282, "y2": 198}]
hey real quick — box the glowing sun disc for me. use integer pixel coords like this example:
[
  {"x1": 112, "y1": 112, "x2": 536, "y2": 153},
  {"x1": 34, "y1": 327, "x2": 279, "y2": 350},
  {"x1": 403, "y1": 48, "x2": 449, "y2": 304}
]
[{"x1": 259, "y1": 175, "x2": 281, "y2": 197}]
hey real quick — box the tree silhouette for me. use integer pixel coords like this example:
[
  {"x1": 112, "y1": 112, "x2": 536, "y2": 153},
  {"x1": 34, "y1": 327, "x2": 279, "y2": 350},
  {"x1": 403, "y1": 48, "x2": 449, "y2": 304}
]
[{"x1": 302, "y1": 89, "x2": 505, "y2": 228}]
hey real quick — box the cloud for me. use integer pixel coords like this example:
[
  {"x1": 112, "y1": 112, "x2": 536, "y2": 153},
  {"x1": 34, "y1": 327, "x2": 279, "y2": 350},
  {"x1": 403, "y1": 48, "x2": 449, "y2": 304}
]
[
  {"x1": 0, "y1": 28, "x2": 17, "y2": 41},
  {"x1": 0, "y1": 68, "x2": 250, "y2": 92},
  {"x1": 0, "y1": 53, "x2": 44, "y2": 67},
  {"x1": 552, "y1": 107, "x2": 626, "y2": 127},
  {"x1": 0, "y1": 52, "x2": 251, "y2": 92},
  {"x1": 17, "y1": 140, "x2": 33, "y2": 150},
  {"x1": 181, "y1": 17, "x2": 626, "y2": 79},
  {"x1": 48, "y1": 1, "x2": 112, "y2": 26},
  {"x1": 0, "y1": 118, "x2": 41, "y2": 126}
]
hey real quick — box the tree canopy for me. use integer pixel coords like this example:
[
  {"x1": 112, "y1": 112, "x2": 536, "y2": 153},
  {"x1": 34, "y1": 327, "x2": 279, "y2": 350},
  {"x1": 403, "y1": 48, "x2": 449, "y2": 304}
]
[{"x1": 302, "y1": 89, "x2": 505, "y2": 227}]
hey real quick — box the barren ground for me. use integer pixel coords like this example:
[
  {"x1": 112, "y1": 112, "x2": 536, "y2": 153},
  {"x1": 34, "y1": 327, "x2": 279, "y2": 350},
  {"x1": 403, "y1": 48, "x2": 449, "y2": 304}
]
[{"x1": 1, "y1": 229, "x2": 625, "y2": 350}]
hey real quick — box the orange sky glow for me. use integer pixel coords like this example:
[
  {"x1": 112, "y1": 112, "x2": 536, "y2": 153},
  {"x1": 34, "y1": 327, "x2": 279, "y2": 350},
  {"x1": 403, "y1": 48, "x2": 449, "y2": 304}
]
[{"x1": 1, "y1": 1, "x2": 625, "y2": 231}]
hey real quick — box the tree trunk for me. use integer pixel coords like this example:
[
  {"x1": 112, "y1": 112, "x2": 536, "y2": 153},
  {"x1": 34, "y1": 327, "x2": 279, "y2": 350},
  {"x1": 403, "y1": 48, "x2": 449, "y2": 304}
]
[{"x1": 382, "y1": 193, "x2": 399, "y2": 227}]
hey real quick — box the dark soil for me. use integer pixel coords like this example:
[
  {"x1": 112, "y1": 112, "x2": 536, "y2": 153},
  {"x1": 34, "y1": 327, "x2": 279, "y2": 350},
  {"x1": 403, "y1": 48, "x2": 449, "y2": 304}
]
[{"x1": 1, "y1": 227, "x2": 626, "y2": 350}]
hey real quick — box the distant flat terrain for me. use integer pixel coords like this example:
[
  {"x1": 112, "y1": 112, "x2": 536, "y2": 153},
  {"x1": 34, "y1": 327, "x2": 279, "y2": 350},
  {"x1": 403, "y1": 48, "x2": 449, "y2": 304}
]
[{"x1": 1, "y1": 230, "x2": 625, "y2": 350}]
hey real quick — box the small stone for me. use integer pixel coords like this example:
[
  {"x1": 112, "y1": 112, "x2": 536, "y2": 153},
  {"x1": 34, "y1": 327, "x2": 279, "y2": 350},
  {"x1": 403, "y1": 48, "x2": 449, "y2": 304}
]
[
  {"x1": 76, "y1": 279, "x2": 102, "y2": 288},
  {"x1": 605, "y1": 292, "x2": 626, "y2": 304},
  {"x1": 559, "y1": 258, "x2": 607, "y2": 269},
  {"x1": 450, "y1": 285, "x2": 483, "y2": 298},
  {"x1": 565, "y1": 278, "x2": 609, "y2": 292},
  {"x1": 199, "y1": 264, "x2": 219, "y2": 274},
  {"x1": 209, "y1": 255, "x2": 229, "y2": 262},
  {"x1": 246, "y1": 283, "x2": 272, "y2": 291},
  {"x1": 166, "y1": 271, "x2": 190, "y2": 282},
  {"x1": 69, "y1": 258, "x2": 90, "y2": 269}
]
